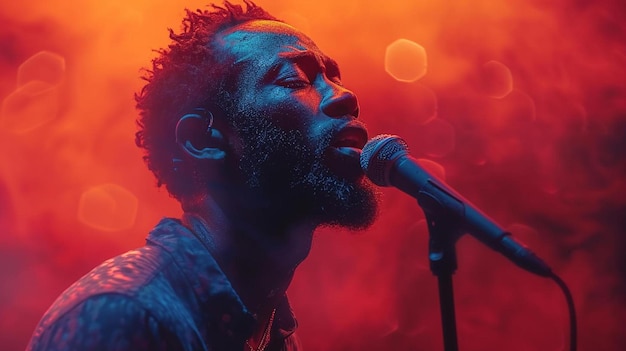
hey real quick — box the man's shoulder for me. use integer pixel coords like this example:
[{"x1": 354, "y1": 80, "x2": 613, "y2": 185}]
[
  {"x1": 26, "y1": 292, "x2": 186, "y2": 351},
  {"x1": 27, "y1": 244, "x2": 203, "y2": 350},
  {"x1": 36, "y1": 246, "x2": 169, "y2": 330},
  {"x1": 72, "y1": 245, "x2": 167, "y2": 298}
]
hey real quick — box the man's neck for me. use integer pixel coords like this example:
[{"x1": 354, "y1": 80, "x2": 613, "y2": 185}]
[{"x1": 181, "y1": 196, "x2": 315, "y2": 317}]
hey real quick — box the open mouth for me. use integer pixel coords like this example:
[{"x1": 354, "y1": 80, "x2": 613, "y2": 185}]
[
  {"x1": 325, "y1": 123, "x2": 369, "y2": 179},
  {"x1": 329, "y1": 124, "x2": 368, "y2": 155}
]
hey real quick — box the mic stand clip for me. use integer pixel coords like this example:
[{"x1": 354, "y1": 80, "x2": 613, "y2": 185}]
[{"x1": 419, "y1": 190, "x2": 463, "y2": 351}]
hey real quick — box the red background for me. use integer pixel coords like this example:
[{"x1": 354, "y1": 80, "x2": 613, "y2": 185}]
[{"x1": 1, "y1": 1, "x2": 625, "y2": 350}]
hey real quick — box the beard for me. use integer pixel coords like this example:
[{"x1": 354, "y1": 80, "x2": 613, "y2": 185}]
[{"x1": 226, "y1": 109, "x2": 379, "y2": 231}]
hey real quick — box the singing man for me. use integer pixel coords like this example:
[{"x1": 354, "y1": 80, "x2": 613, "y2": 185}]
[{"x1": 27, "y1": 1, "x2": 378, "y2": 350}]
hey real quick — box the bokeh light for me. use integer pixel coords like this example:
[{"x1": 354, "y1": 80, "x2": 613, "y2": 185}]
[
  {"x1": 0, "y1": 51, "x2": 66, "y2": 133},
  {"x1": 385, "y1": 39, "x2": 428, "y2": 82},
  {"x1": 1, "y1": 81, "x2": 60, "y2": 133},
  {"x1": 77, "y1": 183, "x2": 139, "y2": 232},
  {"x1": 17, "y1": 51, "x2": 66, "y2": 88},
  {"x1": 480, "y1": 60, "x2": 514, "y2": 99},
  {"x1": 1, "y1": 1, "x2": 625, "y2": 350}
]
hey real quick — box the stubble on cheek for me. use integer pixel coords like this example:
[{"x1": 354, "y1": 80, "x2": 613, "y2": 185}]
[{"x1": 228, "y1": 104, "x2": 379, "y2": 229}]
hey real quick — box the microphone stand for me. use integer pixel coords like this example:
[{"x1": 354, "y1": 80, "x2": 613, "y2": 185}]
[{"x1": 422, "y1": 200, "x2": 463, "y2": 351}]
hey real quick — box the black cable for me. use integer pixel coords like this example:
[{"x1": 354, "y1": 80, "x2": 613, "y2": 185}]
[{"x1": 549, "y1": 273, "x2": 577, "y2": 351}]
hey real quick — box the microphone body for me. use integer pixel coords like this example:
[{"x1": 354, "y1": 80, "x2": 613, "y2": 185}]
[{"x1": 361, "y1": 135, "x2": 552, "y2": 277}]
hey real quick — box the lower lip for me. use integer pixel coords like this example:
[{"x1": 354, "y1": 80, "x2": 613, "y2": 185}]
[
  {"x1": 333, "y1": 146, "x2": 362, "y2": 159},
  {"x1": 326, "y1": 146, "x2": 364, "y2": 179}
]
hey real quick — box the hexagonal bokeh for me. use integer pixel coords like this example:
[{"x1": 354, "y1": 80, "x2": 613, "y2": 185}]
[
  {"x1": 0, "y1": 81, "x2": 60, "y2": 134},
  {"x1": 385, "y1": 39, "x2": 428, "y2": 82},
  {"x1": 77, "y1": 183, "x2": 139, "y2": 232},
  {"x1": 17, "y1": 51, "x2": 66, "y2": 88},
  {"x1": 480, "y1": 60, "x2": 513, "y2": 99}
]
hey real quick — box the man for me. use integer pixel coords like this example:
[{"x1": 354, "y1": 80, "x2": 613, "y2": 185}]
[{"x1": 27, "y1": 1, "x2": 378, "y2": 350}]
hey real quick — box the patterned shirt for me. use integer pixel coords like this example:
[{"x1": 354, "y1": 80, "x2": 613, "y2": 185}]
[{"x1": 26, "y1": 217, "x2": 302, "y2": 351}]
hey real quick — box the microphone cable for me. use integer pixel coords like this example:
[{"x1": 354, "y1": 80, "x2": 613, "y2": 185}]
[
  {"x1": 361, "y1": 134, "x2": 578, "y2": 351},
  {"x1": 549, "y1": 272, "x2": 577, "y2": 351}
]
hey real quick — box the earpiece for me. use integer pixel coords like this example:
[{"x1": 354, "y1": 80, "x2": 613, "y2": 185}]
[
  {"x1": 175, "y1": 107, "x2": 227, "y2": 160},
  {"x1": 175, "y1": 108, "x2": 214, "y2": 144}
]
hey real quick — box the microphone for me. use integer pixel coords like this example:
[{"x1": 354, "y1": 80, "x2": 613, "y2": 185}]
[{"x1": 360, "y1": 134, "x2": 552, "y2": 277}]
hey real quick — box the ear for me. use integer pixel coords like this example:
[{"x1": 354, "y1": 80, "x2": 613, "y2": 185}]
[{"x1": 175, "y1": 109, "x2": 227, "y2": 161}]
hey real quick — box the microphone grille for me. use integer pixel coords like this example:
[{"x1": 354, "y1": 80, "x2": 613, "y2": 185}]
[{"x1": 360, "y1": 134, "x2": 409, "y2": 186}]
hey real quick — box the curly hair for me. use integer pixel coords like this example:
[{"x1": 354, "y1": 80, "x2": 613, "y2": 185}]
[{"x1": 135, "y1": 1, "x2": 278, "y2": 201}]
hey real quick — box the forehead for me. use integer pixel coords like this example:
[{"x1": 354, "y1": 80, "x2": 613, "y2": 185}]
[{"x1": 215, "y1": 20, "x2": 326, "y2": 66}]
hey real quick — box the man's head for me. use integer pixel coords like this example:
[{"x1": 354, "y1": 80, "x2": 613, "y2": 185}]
[
  {"x1": 136, "y1": 1, "x2": 378, "y2": 230},
  {"x1": 135, "y1": 1, "x2": 277, "y2": 198}
]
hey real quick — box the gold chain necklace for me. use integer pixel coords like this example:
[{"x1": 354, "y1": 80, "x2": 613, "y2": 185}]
[{"x1": 245, "y1": 308, "x2": 277, "y2": 351}]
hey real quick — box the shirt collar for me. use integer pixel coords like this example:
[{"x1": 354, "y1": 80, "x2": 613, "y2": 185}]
[{"x1": 146, "y1": 216, "x2": 298, "y2": 344}]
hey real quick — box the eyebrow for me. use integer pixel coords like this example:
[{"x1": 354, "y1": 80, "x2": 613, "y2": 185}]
[
  {"x1": 280, "y1": 51, "x2": 340, "y2": 72},
  {"x1": 263, "y1": 50, "x2": 341, "y2": 82}
]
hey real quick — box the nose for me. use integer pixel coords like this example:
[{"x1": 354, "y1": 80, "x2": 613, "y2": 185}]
[{"x1": 320, "y1": 85, "x2": 360, "y2": 118}]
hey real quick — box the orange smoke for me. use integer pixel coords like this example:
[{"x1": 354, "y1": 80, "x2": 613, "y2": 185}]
[{"x1": 1, "y1": 1, "x2": 624, "y2": 350}]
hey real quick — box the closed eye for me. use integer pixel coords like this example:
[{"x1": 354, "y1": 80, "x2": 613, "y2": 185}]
[
  {"x1": 268, "y1": 52, "x2": 343, "y2": 89},
  {"x1": 276, "y1": 76, "x2": 310, "y2": 89},
  {"x1": 275, "y1": 64, "x2": 314, "y2": 89}
]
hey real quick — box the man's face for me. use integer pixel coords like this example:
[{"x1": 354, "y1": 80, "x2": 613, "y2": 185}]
[{"x1": 214, "y1": 20, "x2": 378, "y2": 229}]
